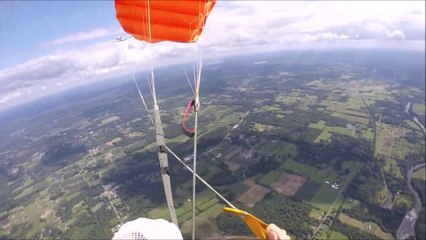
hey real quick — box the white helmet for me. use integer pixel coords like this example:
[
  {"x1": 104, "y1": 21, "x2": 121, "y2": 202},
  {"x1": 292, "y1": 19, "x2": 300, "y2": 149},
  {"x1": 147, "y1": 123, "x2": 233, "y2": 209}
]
[{"x1": 112, "y1": 218, "x2": 183, "y2": 240}]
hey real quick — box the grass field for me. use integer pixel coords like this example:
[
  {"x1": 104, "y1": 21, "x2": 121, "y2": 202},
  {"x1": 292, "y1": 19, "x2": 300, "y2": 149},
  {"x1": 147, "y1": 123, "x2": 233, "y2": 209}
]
[
  {"x1": 328, "y1": 126, "x2": 356, "y2": 137},
  {"x1": 413, "y1": 166, "x2": 425, "y2": 180},
  {"x1": 280, "y1": 159, "x2": 319, "y2": 179},
  {"x1": 309, "y1": 120, "x2": 327, "y2": 130},
  {"x1": 270, "y1": 173, "x2": 307, "y2": 196},
  {"x1": 256, "y1": 142, "x2": 298, "y2": 159},
  {"x1": 341, "y1": 161, "x2": 364, "y2": 173},
  {"x1": 225, "y1": 181, "x2": 251, "y2": 197},
  {"x1": 329, "y1": 230, "x2": 348, "y2": 240},
  {"x1": 179, "y1": 203, "x2": 224, "y2": 238},
  {"x1": 412, "y1": 102, "x2": 425, "y2": 117},
  {"x1": 309, "y1": 183, "x2": 339, "y2": 212},
  {"x1": 338, "y1": 213, "x2": 394, "y2": 239},
  {"x1": 341, "y1": 197, "x2": 361, "y2": 210},
  {"x1": 346, "y1": 98, "x2": 365, "y2": 110},
  {"x1": 280, "y1": 143, "x2": 298, "y2": 158},
  {"x1": 364, "y1": 128, "x2": 374, "y2": 141},
  {"x1": 280, "y1": 159, "x2": 339, "y2": 183},
  {"x1": 383, "y1": 158, "x2": 403, "y2": 178},
  {"x1": 237, "y1": 184, "x2": 270, "y2": 207},
  {"x1": 258, "y1": 170, "x2": 281, "y2": 186},
  {"x1": 253, "y1": 122, "x2": 275, "y2": 132},
  {"x1": 331, "y1": 112, "x2": 369, "y2": 125},
  {"x1": 150, "y1": 190, "x2": 217, "y2": 221},
  {"x1": 13, "y1": 186, "x2": 33, "y2": 200},
  {"x1": 404, "y1": 119, "x2": 421, "y2": 131},
  {"x1": 312, "y1": 124, "x2": 356, "y2": 143},
  {"x1": 294, "y1": 180, "x2": 321, "y2": 202}
]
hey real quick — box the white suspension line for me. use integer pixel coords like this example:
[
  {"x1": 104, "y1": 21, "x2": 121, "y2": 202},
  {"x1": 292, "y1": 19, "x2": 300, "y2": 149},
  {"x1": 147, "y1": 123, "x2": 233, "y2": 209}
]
[
  {"x1": 191, "y1": 53, "x2": 203, "y2": 240},
  {"x1": 184, "y1": 69, "x2": 196, "y2": 97},
  {"x1": 165, "y1": 145, "x2": 237, "y2": 210},
  {"x1": 133, "y1": 80, "x2": 237, "y2": 210},
  {"x1": 133, "y1": 75, "x2": 154, "y2": 125}
]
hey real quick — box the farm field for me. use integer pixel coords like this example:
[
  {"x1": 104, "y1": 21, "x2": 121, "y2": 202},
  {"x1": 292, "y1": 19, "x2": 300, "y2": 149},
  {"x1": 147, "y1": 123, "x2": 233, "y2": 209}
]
[
  {"x1": 270, "y1": 173, "x2": 307, "y2": 196},
  {"x1": 338, "y1": 214, "x2": 394, "y2": 240},
  {"x1": 1, "y1": 50, "x2": 424, "y2": 240}
]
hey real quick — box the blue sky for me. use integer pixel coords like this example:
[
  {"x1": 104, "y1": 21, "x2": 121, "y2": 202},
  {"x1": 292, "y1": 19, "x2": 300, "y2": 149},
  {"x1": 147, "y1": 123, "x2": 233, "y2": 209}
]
[
  {"x1": 0, "y1": 1, "x2": 425, "y2": 110},
  {"x1": 0, "y1": 1, "x2": 119, "y2": 68}
]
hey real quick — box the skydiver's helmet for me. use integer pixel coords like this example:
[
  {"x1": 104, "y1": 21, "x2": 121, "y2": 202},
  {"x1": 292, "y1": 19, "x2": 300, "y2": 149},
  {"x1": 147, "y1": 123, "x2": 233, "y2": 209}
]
[{"x1": 112, "y1": 218, "x2": 183, "y2": 240}]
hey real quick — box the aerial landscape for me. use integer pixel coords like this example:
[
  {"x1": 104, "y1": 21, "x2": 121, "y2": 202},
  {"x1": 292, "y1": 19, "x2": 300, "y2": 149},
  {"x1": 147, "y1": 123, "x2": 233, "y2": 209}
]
[
  {"x1": 0, "y1": 50, "x2": 424, "y2": 239},
  {"x1": 0, "y1": 1, "x2": 425, "y2": 240}
]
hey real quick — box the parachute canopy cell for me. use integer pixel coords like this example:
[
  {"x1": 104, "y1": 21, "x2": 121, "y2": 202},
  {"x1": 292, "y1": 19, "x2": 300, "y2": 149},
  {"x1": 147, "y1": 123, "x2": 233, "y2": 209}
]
[{"x1": 115, "y1": 0, "x2": 216, "y2": 43}]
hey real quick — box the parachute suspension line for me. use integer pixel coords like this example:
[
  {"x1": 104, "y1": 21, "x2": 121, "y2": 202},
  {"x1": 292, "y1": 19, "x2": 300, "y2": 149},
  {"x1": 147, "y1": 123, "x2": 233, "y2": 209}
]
[
  {"x1": 133, "y1": 75, "x2": 154, "y2": 125},
  {"x1": 145, "y1": 71, "x2": 154, "y2": 100},
  {"x1": 150, "y1": 66, "x2": 179, "y2": 226},
  {"x1": 165, "y1": 145, "x2": 237, "y2": 209},
  {"x1": 191, "y1": 53, "x2": 203, "y2": 240},
  {"x1": 184, "y1": 69, "x2": 196, "y2": 97}
]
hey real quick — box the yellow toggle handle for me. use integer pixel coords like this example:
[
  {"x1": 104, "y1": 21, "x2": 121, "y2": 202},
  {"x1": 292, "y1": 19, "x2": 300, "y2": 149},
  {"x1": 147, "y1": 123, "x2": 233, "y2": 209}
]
[{"x1": 224, "y1": 207, "x2": 268, "y2": 239}]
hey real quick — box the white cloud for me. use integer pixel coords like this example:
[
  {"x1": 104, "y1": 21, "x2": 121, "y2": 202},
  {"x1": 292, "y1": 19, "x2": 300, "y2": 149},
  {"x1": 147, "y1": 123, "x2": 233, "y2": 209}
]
[
  {"x1": 0, "y1": 1, "x2": 425, "y2": 110},
  {"x1": 51, "y1": 28, "x2": 119, "y2": 44}
]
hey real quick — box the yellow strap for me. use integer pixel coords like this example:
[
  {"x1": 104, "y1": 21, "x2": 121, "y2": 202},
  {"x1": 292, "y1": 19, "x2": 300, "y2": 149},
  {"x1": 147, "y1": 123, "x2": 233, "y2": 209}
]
[{"x1": 224, "y1": 207, "x2": 268, "y2": 239}]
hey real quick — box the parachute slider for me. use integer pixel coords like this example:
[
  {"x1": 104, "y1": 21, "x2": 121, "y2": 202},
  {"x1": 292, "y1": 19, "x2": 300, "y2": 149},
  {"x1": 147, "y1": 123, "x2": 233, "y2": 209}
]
[
  {"x1": 182, "y1": 99, "x2": 196, "y2": 137},
  {"x1": 223, "y1": 207, "x2": 268, "y2": 240}
]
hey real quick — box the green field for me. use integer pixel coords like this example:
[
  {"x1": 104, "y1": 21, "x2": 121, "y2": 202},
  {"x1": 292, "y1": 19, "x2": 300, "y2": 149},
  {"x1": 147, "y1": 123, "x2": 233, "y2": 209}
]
[
  {"x1": 180, "y1": 203, "x2": 224, "y2": 238},
  {"x1": 150, "y1": 190, "x2": 217, "y2": 221},
  {"x1": 294, "y1": 180, "x2": 321, "y2": 202},
  {"x1": 256, "y1": 142, "x2": 298, "y2": 158},
  {"x1": 313, "y1": 126, "x2": 356, "y2": 143},
  {"x1": 413, "y1": 166, "x2": 426, "y2": 180},
  {"x1": 330, "y1": 230, "x2": 348, "y2": 240},
  {"x1": 258, "y1": 170, "x2": 281, "y2": 186},
  {"x1": 253, "y1": 122, "x2": 274, "y2": 132},
  {"x1": 338, "y1": 213, "x2": 394, "y2": 239},
  {"x1": 280, "y1": 159, "x2": 340, "y2": 184},
  {"x1": 404, "y1": 119, "x2": 421, "y2": 131},
  {"x1": 346, "y1": 98, "x2": 365, "y2": 110},
  {"x1": 384, "y1": 158, "x2": 403, "y2": 178},
  {"x1": 364, "y1": 128, "x2": 374, "y2": 141},
  {"x1": 341, "y1": 161, "x2": 364, "y2": 173},
  {"x1": 280, "y1": 159, "x2": 319, "y2": 179},
  {"x1": 328, "y1": 126, "x2": 356, "y2": 137},
  {"x1": 309, "y1": 120, "x2": 326, "y2": 130},
  {"x1": 412, "y1": 102, "x2": 425, "y2": 116},
  {"x1": 309, "y1": 183, "x2": 339, "y2": 211}
]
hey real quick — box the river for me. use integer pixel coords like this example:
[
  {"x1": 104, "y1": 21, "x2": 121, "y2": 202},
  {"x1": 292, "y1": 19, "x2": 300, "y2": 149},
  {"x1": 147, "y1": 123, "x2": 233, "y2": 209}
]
[
  {"x1": 405, "y1": 102, "x2": 426, "y2": 133},
  {"x1": 396, "y1": 102, "x2": 425, "y2": 239},
  {"x1": 396, "y1": 163, "x2": 425, "y2": 240}
]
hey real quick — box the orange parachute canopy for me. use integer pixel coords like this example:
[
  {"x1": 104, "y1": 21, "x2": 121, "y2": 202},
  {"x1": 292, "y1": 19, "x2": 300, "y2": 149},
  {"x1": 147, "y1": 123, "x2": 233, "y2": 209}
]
[{"x1": 115, "y1": 0, "x2": 216, "y2": 43}]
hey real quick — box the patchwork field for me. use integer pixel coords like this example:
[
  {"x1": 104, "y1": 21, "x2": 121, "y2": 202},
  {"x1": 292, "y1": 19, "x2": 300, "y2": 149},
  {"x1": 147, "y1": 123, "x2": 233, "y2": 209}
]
[
  {"x1": 309, "y1": 120, "x2": 357, "y2": 143},
  {"x1": 270, "y1": 173, "x2": 307, "y2": 196},
  {"x1": 258, "y1": 170, "x2": 281, "y2": 186},
  {"x1": 237, "y1": 184, "x2": 271, "y2": 208}
]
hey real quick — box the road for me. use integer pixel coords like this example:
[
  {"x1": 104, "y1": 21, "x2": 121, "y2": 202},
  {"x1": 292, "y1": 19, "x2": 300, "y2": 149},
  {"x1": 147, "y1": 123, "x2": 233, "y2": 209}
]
[
  {"x1": 209, "y1": 111, "x2": 250, "y2": 154},
  {"x1": 396, "y1": 163, "x2": 425, "y2": 240},
  {"x1": 310, "y1": 173, "x2": 354, "y2": 239}
]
